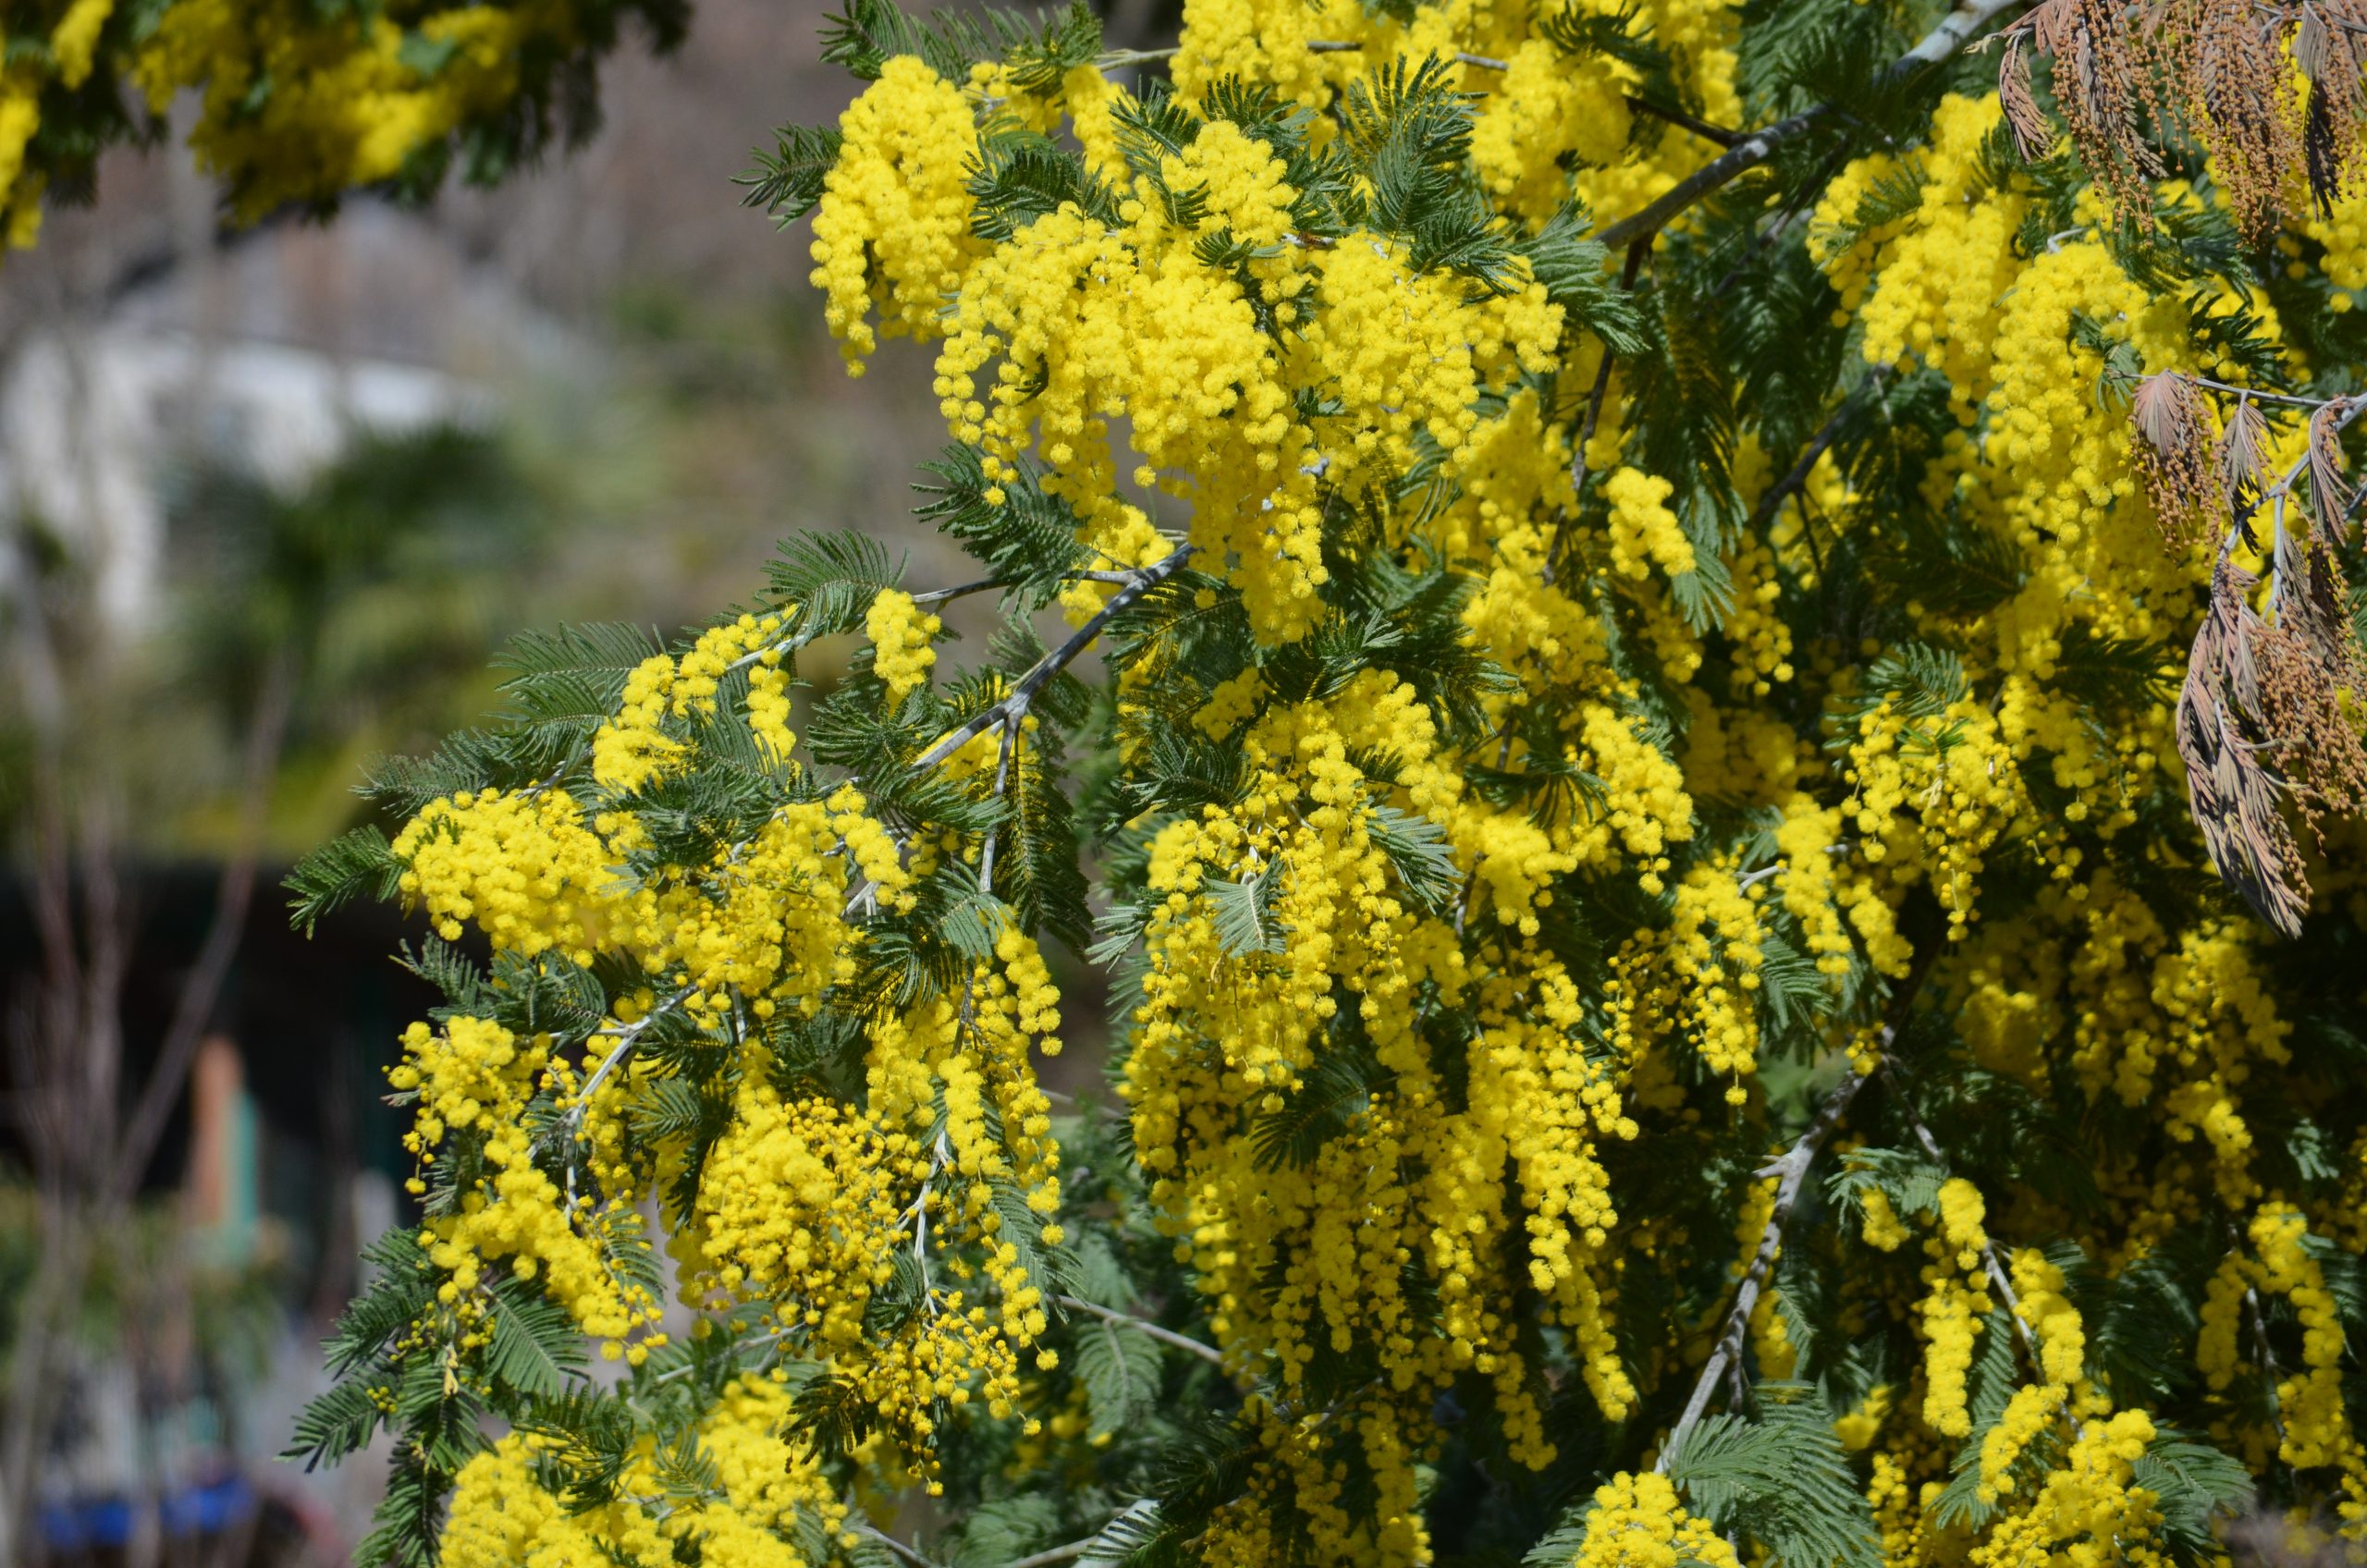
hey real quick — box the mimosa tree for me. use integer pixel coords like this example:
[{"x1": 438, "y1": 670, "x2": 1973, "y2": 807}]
[{"x1": 141, "y1": 0, "x2": 2367, "y2": 1561}]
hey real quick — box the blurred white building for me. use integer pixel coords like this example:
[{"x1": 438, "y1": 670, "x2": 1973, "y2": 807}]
[{"x1": 0, "y1": 202, "x2": 578, "y2": 635}]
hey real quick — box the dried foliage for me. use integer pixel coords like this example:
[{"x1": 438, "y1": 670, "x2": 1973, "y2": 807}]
[
  {"x1": 2218, "y1": 393, "x2": 2269, "y2": 509},
  {"x1": 2306, "y1": 397, "x2": 2357, "y2": 533},
  {"x1": 2128, "y1": 372, "x2": 2219, "y2": 547},
  {"x1": 1999, "y1": 0, "x2": 2367, "y2": 239},
  {"x1": 2163, "y1": 386, "x2": 2367, "y2": 935},
  {"x1": 2177, "y1": 560, "x2": 2312, "y2": 936},
  {"x1": 1998, "y1": 0, "x2": 2166, "y2": 219}
]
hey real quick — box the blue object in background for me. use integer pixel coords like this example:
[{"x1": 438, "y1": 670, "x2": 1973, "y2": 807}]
[{"x1": 39, "y1": 1473, "x2": 255, "y2": 1551}]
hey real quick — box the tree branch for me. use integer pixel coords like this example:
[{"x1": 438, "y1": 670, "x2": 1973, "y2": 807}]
[
  {"x1": 1627, "y1": 94, "x2": 1744, "y2": 148},
  {"x1": 975, "y1": 713, "x2": 1022, "y2": 898},
  {"x1": 1546, "y1": 239, "x2": 1649, "y2": 582},
  {"x1": 1654, "y1": 1068, "x2": 1868, "y2": 1470},
  {"x1": 559, "y1": 986, "x2": 693, "y2": 1207},
  {"x1": 911, "y1": 546, "x2": 1193, "y2": 772},
  {"x1": 2243, "y1": 1286, "x2": 2290, "y2": 1448},
  {"x1": 1304, "y1": 38, "x2": 1507, "y2": 68},
  {"x1": 1594, "y1": 0, "x2": 2028, "y2": 251},
  {"x1": 909, "y1": 574, "x2": 1008, "y2": 607}
]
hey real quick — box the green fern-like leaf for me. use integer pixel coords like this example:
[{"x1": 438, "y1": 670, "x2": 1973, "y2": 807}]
[
  {"x1": 1664, "y1": 1384, "x2": 1880, "y2": 1568},
  {"x1": 765, "y1": 529, "x2": 904, "y2": 642},
  {"x1": 484, "y1": 1276, "x2": 589, "y2": 1400},
  {"x1": 286, "y1": 826, "x2": 406, "y2": 934},
  {"x1": 738, "y1": 121, "x2": 843, "y2": 225}
]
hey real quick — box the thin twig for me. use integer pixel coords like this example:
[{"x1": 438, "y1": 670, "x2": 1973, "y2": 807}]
[
  {"x1": 560, "y1": 988, "x2": 693, "y2": 1207},
  {"x1": 1304, "y1": 38, "x2": 1507, "y2": 68},
  {"x1": 1097, "y1": 44, "x2": 1177, "y2": 67},
  {"x1": 859, "y1": 1523, "x2": 950, "y2": 1568},
  {"x1": 840, "y1": 547, "x2": 1196, "y2": 916},
  {"x1": 976, "y1": 714, "x2": 1022, "y2": 897},
  {"x1": 1791, "y1": 493, "x2": 1828, "y2": 577},
  {"x1": 913, "y1": 566, "x2": 1147, "y2": 606},
  {"x1": 1547, "y1": 239, "x2": 1649, "y2": 581},
  {"x1": 1734, "y1": 841, "x2": 1850, "y2": 891},
  {"x1": 2244, "y1": 1285, "x2": 2291, "y2": 1446},
  {"x1": 838, "y1": 549, "x2": 1193, "y2": 913},
  {"x1": 1655, "y1": 1069, "x2": 1871, "y2": 1469},
  {"x1": 911, "y1": 575, "x2": 1008, "y2": 606},
  {"x1": 1627, "y1": 94, "x2": 1745, "y2": 148},
  {"x1": 1055, "y1": 1294, "x2": 1228, "y2": 1368},
  {"x1": 1744, "y1": 370, "x2": 1886, "y2": 537},
  {"x1": 2222, "y1": 398, "x2": 2362, "y2": 573},
  {"x1": 2178, "y1": 374, "x2": 2324, "y2": 410},
  {"x1": 1657, "y1": 941, "x2": 1937, "y2": 1472}
]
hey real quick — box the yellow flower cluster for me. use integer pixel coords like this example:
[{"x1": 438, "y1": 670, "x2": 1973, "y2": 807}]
[
  {"x1": 1967, "y1": 1414, "x2": 2165, "y2": 1568},
  {"x1": 1602, "y1": 468, "x2": 1697, "y2": 582},
  {"x1": 374, "y1": 591, "x2": 1076, "y2": 1474},
  {"x1": 593, "y1": 613, "x2": 790, "y2": 792},
  {"x1": 1471, "y1": 38, "x2": 1631, "y2": 222},
  {"x1": 817, "y1": 44, "x2": 1576, "y2": 640},
  {"x1": 132, "y1": 1, "x2": 534, "y2": 222},
  {"x1": 680, "y1": 1084, "x2": 1046, "y2": 1448},
  {"x1": 812, "y1": 55, "x2": 986, "y2": 365},
  {"x1": 865, "y1": 588, "x2": 942, "y2": 706},
  {"x1": 393, "y1": 788, "x2": 624, "y2": 962},
  {"x1": 1913, "y1": 1179, "x2": 1994, "y2": 1440},
  {"x1": 1975, "y1": 1252, "x2": 2090, "y2": 1503},
  {"x1": 390, "y1": 1015, "x2": 665, "y2": 1351},
  {"x1": 441, "y1": 1375, "x2": 850, "y2": 1568},
  {"x1": 1565, "y1": 1472, "x2": 1742, "y2": 1568},
  {"x1": 2233, "y1": 1206, "x2": 2351, "y2": 1473},
  {"x1": 0, "y1": 0, "x2": 117, "y2": 247},
  {"x1": 1118, "y1": 670, "x2": 1654, "y2": 1545}
]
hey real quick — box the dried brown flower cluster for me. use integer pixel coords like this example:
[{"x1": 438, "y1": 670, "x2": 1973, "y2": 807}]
[
  {"x1": 2128, "y1": 371, "x2": 2223, "y2": 545},
  {"x1": 2262, "y1": 404, "x2": 2367, "y2": 870},
  {"x1": 2152, "y1": 386, "x2": 2367, "y2": 935},
  {"x1": 2178, "y1": 560, "x2": 2313, "y2": 935},
  {"x1": 1999, "y1": 0, "x2": 2167, "y2": 220},
  {"x1": 2000, "y1": 0, "x2": 2367, "y2": 238}
]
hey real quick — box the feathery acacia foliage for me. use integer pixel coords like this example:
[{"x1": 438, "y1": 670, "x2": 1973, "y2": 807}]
[{"x1": 202, "y1": 0, "x2": 2367, "y2": 1562}]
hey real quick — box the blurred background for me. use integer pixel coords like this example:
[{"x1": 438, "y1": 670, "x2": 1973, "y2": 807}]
[{"x1": 0, "y1": 0, "x2": 1174, "y2": 1560}]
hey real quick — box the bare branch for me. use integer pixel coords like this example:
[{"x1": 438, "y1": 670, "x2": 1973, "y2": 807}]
[
  {"x1": 1007, "y1": 1542, "x2": 1097, "y2": 1568},
  {"x1": 1626, "y1": 94, "x2": 1745, "y2": 148},
  {"x1": 112, "y1": 654, "x2": 295, "y2": 1202},
  {"x1": 1548, "y1": 239, "x2": 1650, "y2": 581},
  {"x1": 1745, "y1": 370, "x2": 1886, "y2": 537}
]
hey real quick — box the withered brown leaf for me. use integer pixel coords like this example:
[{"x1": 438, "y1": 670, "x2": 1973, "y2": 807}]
[{"x1": 2177, "y1": 561, "x2": 2310, "y2": 937}]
